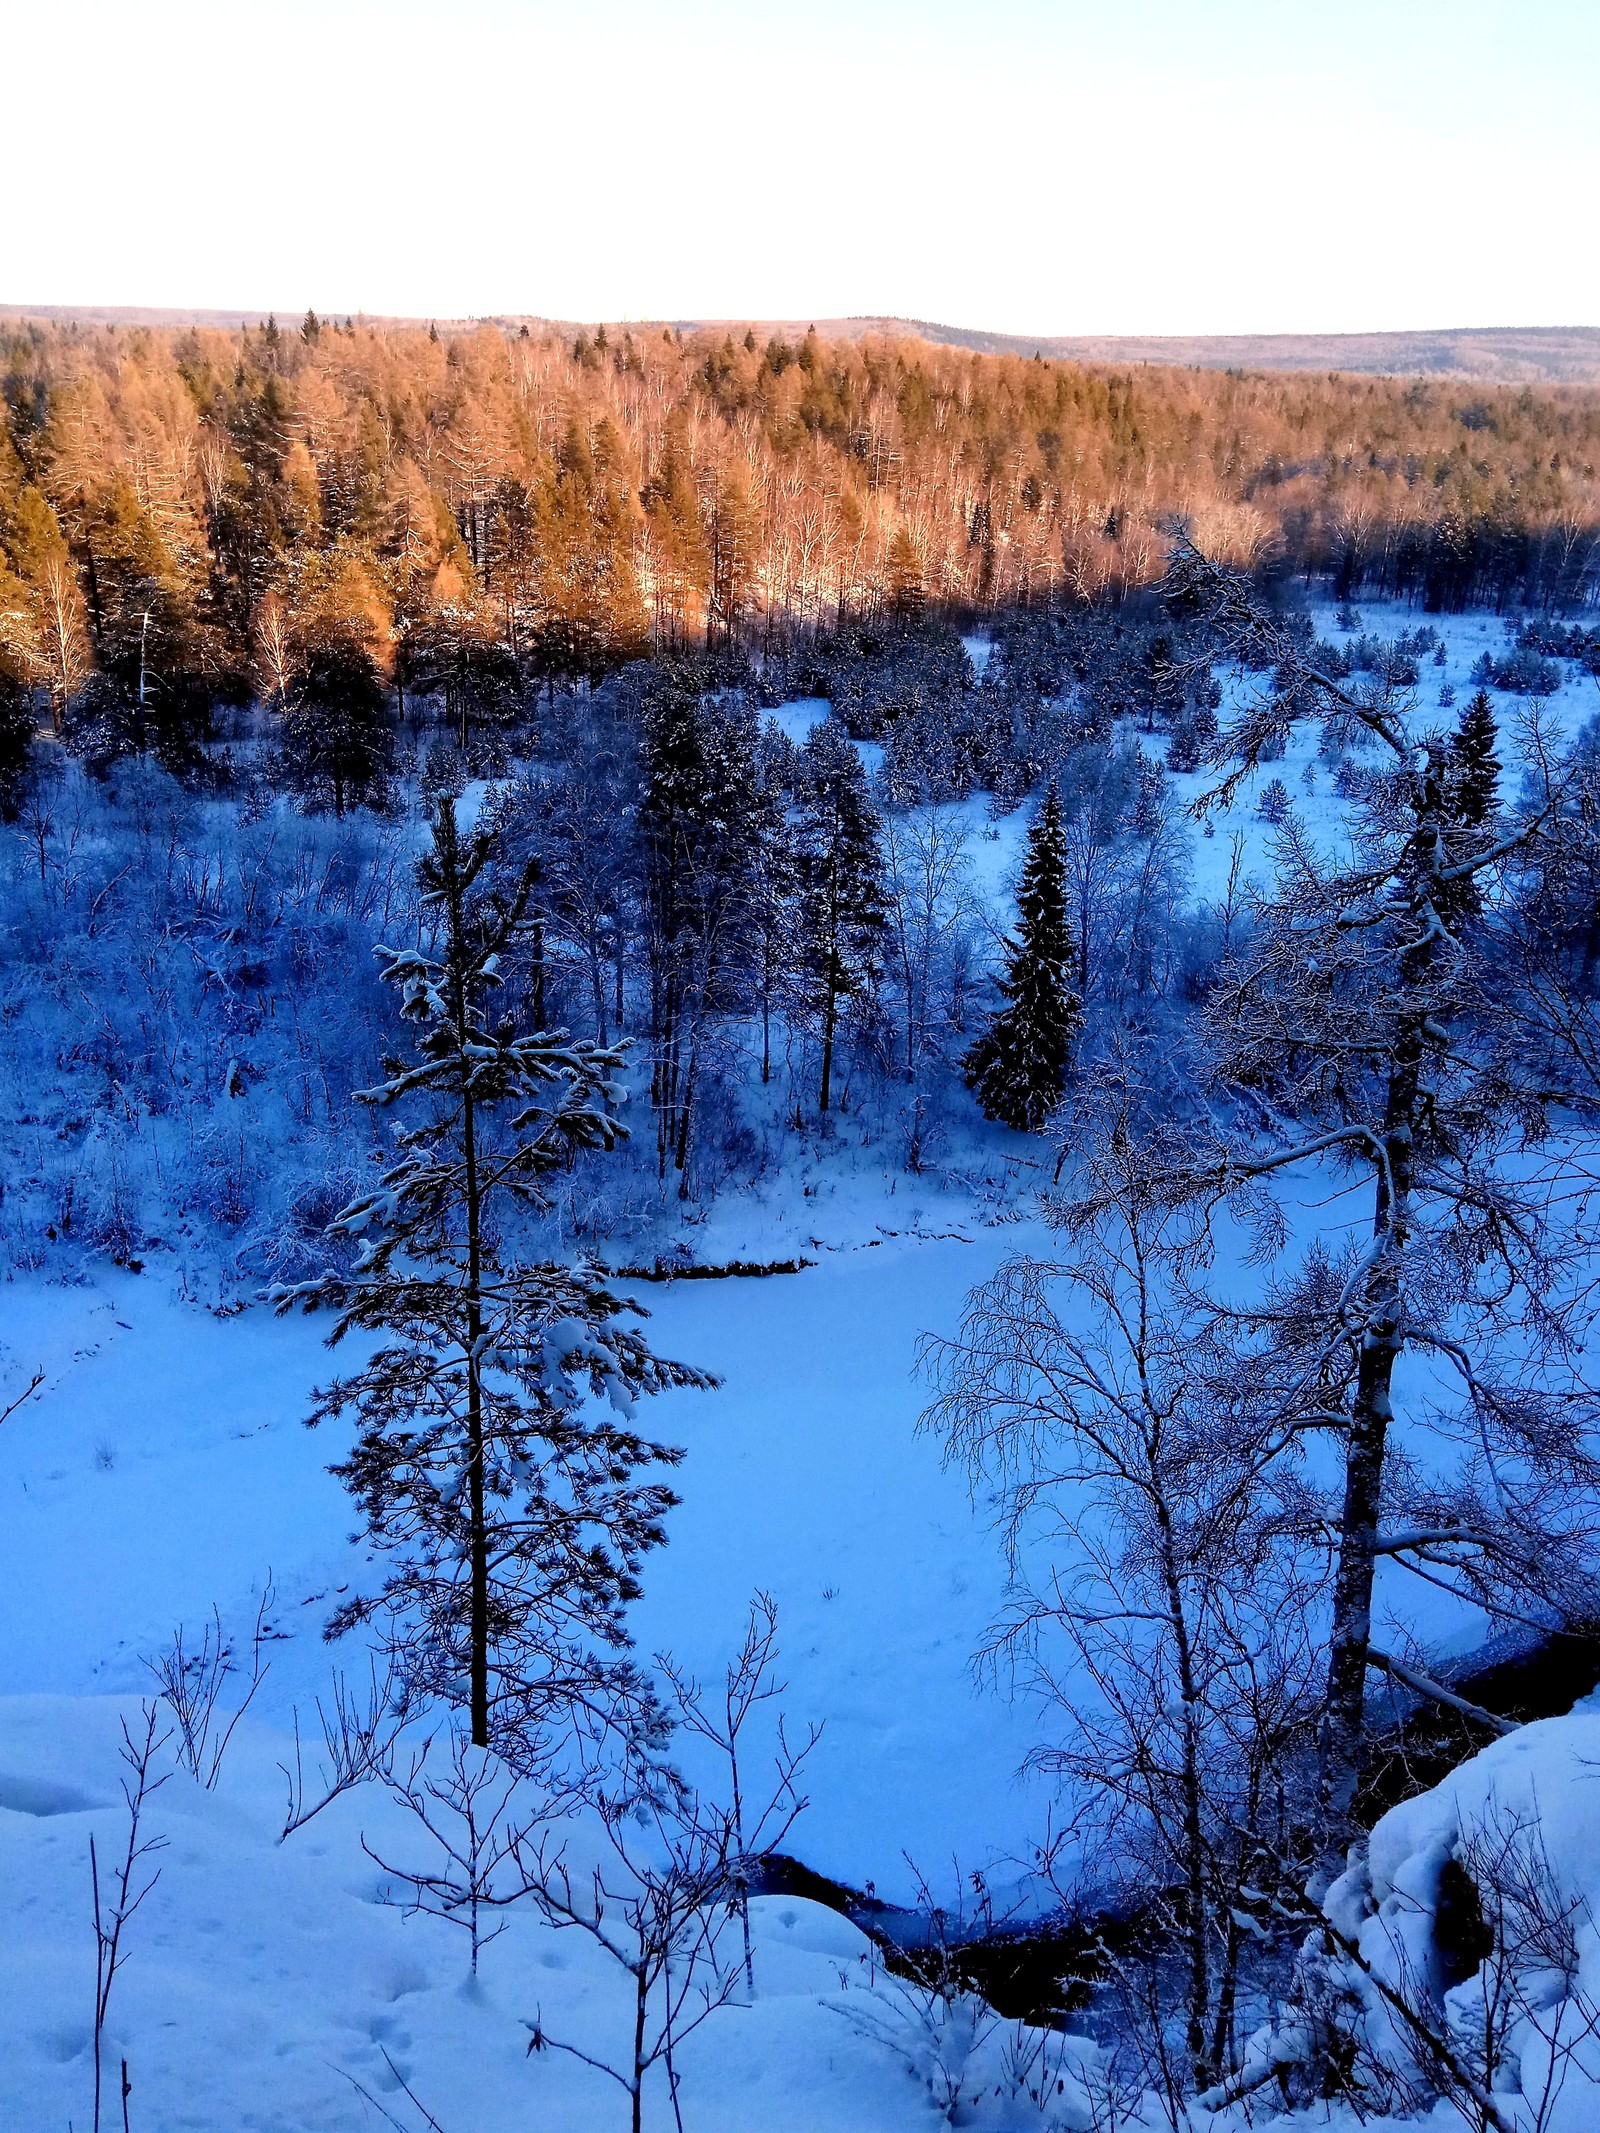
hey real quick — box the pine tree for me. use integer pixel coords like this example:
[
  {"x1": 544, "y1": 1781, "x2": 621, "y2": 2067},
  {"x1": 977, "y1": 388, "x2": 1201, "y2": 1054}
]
[
  {"x1": 963, "y1": 786, "x2": 1080, "y2": 1130},
  {"x1": 275, "y1": 798, "x2": 715, "y2": 1750},
  {"x1": 794, "y1": 720, "x2": 885, "y2": 1115}
]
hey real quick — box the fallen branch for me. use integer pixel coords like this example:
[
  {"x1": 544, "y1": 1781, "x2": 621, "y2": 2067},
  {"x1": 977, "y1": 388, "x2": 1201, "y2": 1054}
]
[
  {"x1": 0, "y1": 1370, "x2": 45, "y2": 1428},
  {"x1": 1313, "y1": 1907, "x2": 1518, "y2": 2133},
  {"x1": 1366, "y1": 1649, "x2": 1518, "y2": 1737}
]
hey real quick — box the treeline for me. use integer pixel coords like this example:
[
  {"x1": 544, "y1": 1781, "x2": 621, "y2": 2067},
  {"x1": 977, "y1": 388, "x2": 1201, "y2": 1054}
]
[{"x1": 1, "y1": 314, "x2": 1599, "y2": 777}]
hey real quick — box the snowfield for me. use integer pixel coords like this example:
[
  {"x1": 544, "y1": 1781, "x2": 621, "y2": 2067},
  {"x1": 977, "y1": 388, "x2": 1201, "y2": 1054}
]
[
  {"x1": 0, "y1": 1250, "x2": 1083, "y2": 2132},
  {"x1": 0, "y1": 1695, "x2": 928, "y2": 2133},
  {"x1": 0, "y1": 1234, "x2": 1058, "y2": 1897}
]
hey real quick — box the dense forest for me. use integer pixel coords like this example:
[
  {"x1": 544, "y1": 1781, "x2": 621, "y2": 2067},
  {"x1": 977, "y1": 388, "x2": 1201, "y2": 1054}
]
[{"x1": 2, "y1": 314, "x2": 1599, "y2": 785}]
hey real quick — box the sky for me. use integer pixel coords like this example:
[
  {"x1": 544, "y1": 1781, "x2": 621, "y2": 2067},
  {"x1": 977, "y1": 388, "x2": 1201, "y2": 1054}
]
[{"x1": 7, "y1": 0, "x2": 1598, "y2": 337}]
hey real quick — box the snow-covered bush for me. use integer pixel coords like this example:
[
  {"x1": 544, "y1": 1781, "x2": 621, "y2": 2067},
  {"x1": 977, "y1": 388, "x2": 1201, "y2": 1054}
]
[
  {"x1": 830, "y1": 1952, "x2": 1098, "y2": 2129},
  {"x1": 0, "y1": 751, "x2": 404, "y2": 1281},
  {"x1": 1472, "y1": 646, "x2": 1563, "y2": 695}
]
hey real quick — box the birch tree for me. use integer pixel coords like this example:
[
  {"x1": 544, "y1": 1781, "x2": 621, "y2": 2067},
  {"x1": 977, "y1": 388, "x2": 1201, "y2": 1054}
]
[
  {"x1": 1159, "y1": 539, "x2": 1600, "y2": 1880},
  {"x1": 923, "y1": 1092, "x2": 1322, "y2": 2094}
]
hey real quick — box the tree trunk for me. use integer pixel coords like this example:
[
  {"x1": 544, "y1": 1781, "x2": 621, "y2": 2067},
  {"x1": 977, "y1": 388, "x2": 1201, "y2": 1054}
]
[
  {"x1": 674, "y1": 1034, "x2": 699, "y2": 1195},
  {"x1": 631, "y1": 1963, "x2": 649, "y2": 2133},
  {"x1": 589, "y1": 936, "x2": 609, "y2": 1046},
  {"x1": 84, "y1": 542, "x2": 104, "y2": 647},
  {"x1": 1315, "y1": 1035, "x2": 1417, "y2": 1881},
  {"x1": 529, "y1": 910, "x2": 547, "y2": 1031},
  {"x1": 1155, "y1": 1497, "x2": 1212, "y2": 2088},
  {"x1": 819, "y1": 975, "x2": 839, "y2": 1115}
]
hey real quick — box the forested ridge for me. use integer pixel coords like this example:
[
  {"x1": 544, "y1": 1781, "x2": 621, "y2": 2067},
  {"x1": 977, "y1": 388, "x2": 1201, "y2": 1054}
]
[{"x1": 2, "y1": 314, "x2": 1599, "y2": 774}]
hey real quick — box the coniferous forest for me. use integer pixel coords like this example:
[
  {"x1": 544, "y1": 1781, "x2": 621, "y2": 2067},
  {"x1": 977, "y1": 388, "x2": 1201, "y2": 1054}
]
[{"x1": 3, "y1": 311, "x2": 1600, "y2": 782}]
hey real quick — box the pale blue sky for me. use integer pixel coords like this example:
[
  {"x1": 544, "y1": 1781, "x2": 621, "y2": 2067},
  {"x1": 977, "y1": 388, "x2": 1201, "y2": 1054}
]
[{"x1": 9, "y1": 0, "x2": 1598, "y2": 333}]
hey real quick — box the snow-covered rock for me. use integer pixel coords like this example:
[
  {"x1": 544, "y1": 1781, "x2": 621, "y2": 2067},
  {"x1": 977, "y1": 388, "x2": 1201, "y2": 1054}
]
[{"x1": 1311, "y1": 1717, "x2": 1600, "y2": 2132}]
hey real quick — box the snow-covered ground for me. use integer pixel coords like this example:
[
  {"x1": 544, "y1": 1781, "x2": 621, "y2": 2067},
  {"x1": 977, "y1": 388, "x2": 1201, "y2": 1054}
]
[
  {"x1": 1174, "y1": 596, "x2": 1599, "y2": 904},
  {"x1": 0, "y1": 1693, "x2": 943, "y2": 2133},
  {"x1": 3, "y1": 595, "x2": 1597, "y2": 2128},
  {"x1": 0, "y1": 1236, "x2": 1058, "y2": 1896},
  {"x1": 0, "y1": 1237, "x2": 1101, "y2": 2132},
  {"x1": 1297, "y1": 1709, "x2": 1600, "y2": 2133}
]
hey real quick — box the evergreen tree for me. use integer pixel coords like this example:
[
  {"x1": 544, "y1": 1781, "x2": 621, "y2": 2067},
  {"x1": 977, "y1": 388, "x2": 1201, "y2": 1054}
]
[
  {"x1": 794, "y1": 719, "x2": 885, "y2": 1115},
  {"x1": 751, "y1": 719, "x2": 799, "y2": 1085},
  {"x1": 1436, "y1": 688, "x2": 1502, "y2": 926},
  {"x1": 0, "y1": 668, "x2": 34, "y2": 818},
  {"x1": 275, "y1": 799, "x2": 715, "y2": 1750},
  {"x1": 411, "y1": 606, "x2": 522, "y2": 757},
  {"x1": 1449, "y1": 687, "x2": 1501, "y2": 826},
  {"x1": 279, "y1": 641, "x2": 393, "y2": 815},
  {"x1": 885, "y1": 523, "x2": 926, "y2": 624},
  {"x1": 637, "y1": 667, "x2": 765, "y2": 1184},
  {"x1": 963, "y1": 786, "x2": 1080, "y2": 1130}
]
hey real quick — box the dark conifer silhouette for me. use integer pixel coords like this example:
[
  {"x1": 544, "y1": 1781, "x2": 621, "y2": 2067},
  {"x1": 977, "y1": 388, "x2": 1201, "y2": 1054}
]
[
  {"x1": 1449, "y1": 688, "x2": 1502, "y2": 827},
  {"x1": 1438, "y1": 688, "x2": 1502, "y2": 924},
  {"x1": 279, "y1": 642, "x2": 393, "y2": 815},
  {"x1": 964, "y1": 786, "x2": 1081, "y2": 1129}
]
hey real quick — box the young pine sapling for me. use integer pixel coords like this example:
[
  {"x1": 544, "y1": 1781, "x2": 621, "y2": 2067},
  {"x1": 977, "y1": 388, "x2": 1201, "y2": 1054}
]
[{"x1": 275, "y1": 797, "x2": 716, "y2": 1752}]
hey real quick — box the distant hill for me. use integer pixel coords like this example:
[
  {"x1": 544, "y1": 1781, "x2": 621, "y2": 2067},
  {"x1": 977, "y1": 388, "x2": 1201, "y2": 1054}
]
[
  {"x1": 682, "y1": 320, "x2": 1600, "y2": 385},
  {"x1": 6, "y1": 304, "x2": 1599, "y2": 384},
  {"x1": 1, "y1": 304, "x2": 282, "y2": 330}
]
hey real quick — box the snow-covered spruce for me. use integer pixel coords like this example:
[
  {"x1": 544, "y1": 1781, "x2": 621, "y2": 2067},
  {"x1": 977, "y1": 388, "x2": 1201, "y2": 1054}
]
[{"x1": 962, "y1": 783, "x2": 1081, "y2": 1131}]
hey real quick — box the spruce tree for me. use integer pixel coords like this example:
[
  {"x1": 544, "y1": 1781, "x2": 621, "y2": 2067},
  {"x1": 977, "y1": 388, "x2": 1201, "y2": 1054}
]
[
  {"x1": 275, "y1": 798, "x2": 715, "y2": 1750},
  {"x1": 637, "y1": 670, "x2": 765, "y2": 1184},
  {"x1": 794, "y1": 720, "x2": 885, "y2": 1115},
  {"x1": 1449, "y1": 687, "x2": 1501, "y2": 826},
  {"x1": 1436, "y1": 687, "x2": 1502, "y2": 925},
  {"x1": 963, "y1": 786, "x2": 1080, "y2": 1130}
]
